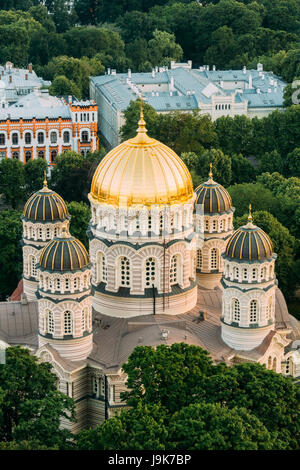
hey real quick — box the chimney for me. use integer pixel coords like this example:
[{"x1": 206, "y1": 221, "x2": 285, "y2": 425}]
[
  {"x1": 268, "y1": 88, "x2": 272, "y2": 93},
  {"x1": 243, "y1": 65, "x2": 246, "y2": 74},
  {"x1": 68, "y1": 95, "x2": 72, "y2": 104},
  {"x1": 9, "y1": 75, "x2": 12, "y2": 84},
  {"x1": 25, "y1": 74, "x2": 28, "y2": 80},
  {"x1": 212, "y1": 65, "x2": 216, "y2": 71},
  {"x1": 257, "y1": 87, "x2": 261, "y2": 94},
  {"x1": 128, "y1": 69, "x2": 131, "y2": 78},
  {"x1": 207, "y1": 65, "x2": 210, "y2": 71},
  {"x1": 152, "y1": 69, "x2": 155, "y2": 78},
  {"x1": 249, "y1": 74, "x2": 253, "y2": 89},
  {"x1": 28, "y1": 63, "x2": 33, "y2": 74},
  {"x1": 170, "y1": 76, "x2": 175, "y2": 91},
  {"x1": 107, "y1": 68, "x2": 111, "y2": 75},
  {"x1": 257, "y1": 63, "x2": 263, "y2": 72}
]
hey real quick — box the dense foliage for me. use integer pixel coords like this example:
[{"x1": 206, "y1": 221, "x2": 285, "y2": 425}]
[
  {"x1": 76, "y1": 343, "x2": 300, "y2": 450},
  {"x1": 0, "y1": 346, "x2": 75, "y2": 448}
]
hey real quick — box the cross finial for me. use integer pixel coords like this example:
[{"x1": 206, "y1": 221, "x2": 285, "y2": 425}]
[
  {"x1": 43, "y1": 171, "x2": 48, "y2": 187},
  {"x1": 140, "y1": 93, "x2": 144, "y2": 119},
  {"x1": 209, "y1": 162, "x2": 213, "y2": 179},
  {"x1": 248, "y1": 203, "x2": 252, "y2": 222},
  {"x1": 137, "y1": 94, "x2": 147, "y2": 135}
]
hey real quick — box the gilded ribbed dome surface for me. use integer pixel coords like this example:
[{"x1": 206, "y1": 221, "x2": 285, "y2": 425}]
[
  {"x1": 90, "y1": 114, "x2": 193, "y2": 207},
  {"x1": 23, "y1": 179, "x2": 68, "y2": 222},
  {"x1": 194, "y1": 167, "x2": 232, "y2": 214},
  {"x1": 225, "y1": 218, "x2": 273, "y2": 261},
  {"x1": 40, "y1": 229, "x2": 89, "y2": 272}
]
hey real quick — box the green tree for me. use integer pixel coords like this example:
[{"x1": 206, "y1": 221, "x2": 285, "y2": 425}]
[
  {"x1": 24, "y1": 158, "x2": 48, "y2": 198},
  {"x1": 167, "y1": 402, "x2": 274, "y2": 450},
  {"x1": 77, "y1": 402, "x2": 168, "y2": 450},
  {"x1": 0, "y1": 158, "x2": 25, "y2": 209},
  {"x1": 49, "y1": 75, "x2": 81, "y2": 98},
  {"x1": 0, "y1": 210, "x2": 22, "y2": 301},
  {"x1": 228, "y1": 183, "x2": 279, "y2": 218},
  {"x1": 285, "y1": 147, "x2": 300, "y2": 177},
  {"x1": 148, "y1": 29, "x2": 183, "y2": 66},
  {"x1": 204, "y1": 26, "x2": 237, "y2": 69},
  {"x1": 0, "y1": 346, "x2": 75, "y2": 447},
  {"x1": 259, "y1": 150, "x2": 283, "y2": 174},
  {"x1": 121, "y1": 343, "x2": 213, "y2": 413},
  {"x1": 67, "y1": 201, "x2": 91, "y2": 248},
  {"x1": 28, "y1": 4, "x2": 56, "y2": 32},
  {"x1": 120, "y1": 99, "x2": 159, "y2": 141},
  {"x1": 194, "y1": 148, "x2": 232, "y2": 187},
  {"x1": 230, "y1": 153, "x2": 256, "y2": 184}
]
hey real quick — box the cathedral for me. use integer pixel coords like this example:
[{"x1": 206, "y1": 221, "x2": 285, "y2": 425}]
[{"x1": 0, "y1": 109, "x2": 300, "y2": 432}]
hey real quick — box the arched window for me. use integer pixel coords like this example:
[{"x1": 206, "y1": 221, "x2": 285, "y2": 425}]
[
  {"x1": 285, "y1": 357, "x2": 292, "y2": 376},
  {"x1": 210, "y1": 248, "x2": 218, "y2": 270},
  {"x1": 249, "y1": 299, "x2": 258, "y2": 323},
  {"x1": 145, "y1": 257, "x2": 157, "y2": 288},
  {"x1": 266, "y1": 296, "x2": 272, "y2": 320},
  {"x1": 51, "y1": 150, "x2": 57, "y2": 163},
  {"x1": 97, "y1": 252, "x2": 107, "y2": 284},
  {"x1": 47, "y1": 310, "x2": 54, "y2": 334},
  {"x1": 252, "y1": 268, "x2": 257, "y2": 281},
  {"x1": 81, "y1": 131, "x2": 89, "y2": 142},
  {"x1": 159, "y1": 213, "x2": 164, "y2": 231},
  {"x1": 25, "y1": 151, "x2": 32, "y2": 163},
  {"x1": 0, "y1": 133, "x2": 5, "y2": 145},
  {"x1": 197, "y1": 249, "x2": 202, "y2": 269},
  {"x1": 63, "y1": 131, "x2": 70, "y2": 143},
  {"x1": 37, "y1": 132, "x2": 44, "y2": 145},
  {"x1": 82, "y1": 307, "x2": 89, "y2": 333},
  {"x1": 260, "y1": 267, "x2": 266, "y2": 280},
  {"x1": 233, "y1": 267, "x2": 239, "y2": 280},
  {"x1": 232, "y1": 299, "x2": 240, "y2": 322},
  {"x1": 46, "y1": 227, "x2": 50, "y2": 239},
  {"x1": 272, "y1": 357, "x2": 277, "y2": 372},
  {"x1": 54, "y1": 227, "x2": 58, "y2": 237},
  {"x1": 269, "y1": 265, "x2": 273, "y2": 278},
  {"x1": 50, "y1": 131, "x2": 57, "y2": 144},
  {"x1": 64, "y1": 311, "x2": 72, "y2": 335},
  {"x1": 267, "y1": 356, "x2": 272, "y2": 369},
  {"x1": 38, "y1": 227, "x2": 42, "y2": 238},
  {"x1": 212, "y1": 220, "x2": 217, "y2": 231},
  {"x1": 119, "y1": 256, "x2": 130, "y2": 287},
  {"x1": 74, "y1": 277, "x2": 79, "y2": 290},
  {"x1": 243, "y1": 268, "x2": 248, "y2": 281},
  {"x1": 219, "y1": 219, "x2": 224, "y2": 231},
  {"x1": 56, "y1": 278, "x2": 60, "y2": 291},
  {"x1": 12, "y1": 132, "x2": 18, "y2": 145},
  {"x1": 29, "y1": 255, "x2": 36, "y2": 278},
  {"x1": 170, "y1": 254, "x2": 180, "y2": 285},
  {"x1": 24, "y1": 132, "x2": 31, "y2": 145},
  {"x1": 205, "y1": 220, "x2": 209, "y2": 231},
  {"x1": 12, "y1": 151, "x2": 19, "y2": 159},
  {"x1": 38, "y1": 150, "x2": 44, "y2": 159},
  {"x1": 65, "y1": 278, "x2": 70, "y2": 290}
]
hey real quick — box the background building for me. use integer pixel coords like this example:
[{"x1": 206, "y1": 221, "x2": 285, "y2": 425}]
[
  {"x1": 0, "y1": 61, "x2": 51, "y2": 107},
  {"x1": 0, "y1": 90, "x2": 98, "y2": 165},
  {"x1": 90, "y1": 61, "x2": 286, "y2": 148}
]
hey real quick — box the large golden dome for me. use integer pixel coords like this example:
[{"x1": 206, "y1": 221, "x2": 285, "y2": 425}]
[{"x1": 90, "y1": 113, "x2": 193, "y2": 207}]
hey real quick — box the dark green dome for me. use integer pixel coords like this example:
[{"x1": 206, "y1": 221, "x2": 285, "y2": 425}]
[
  {"x1": 194, "y1": 170, "x2": 232, "y2": 215},
  {"x1": 23, "y1": 180, "x2": 68, "y2": 223},
  {"x1": 225, "y1": 218, "x2": 273, "y2": 261},
  {"x1": 40, "y1": 229, "x2": 89, "y2": 272}
]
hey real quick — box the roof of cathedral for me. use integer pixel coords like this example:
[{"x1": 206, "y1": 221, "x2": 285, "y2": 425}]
[
  {"x1": 89, "y1": 109, "x2": 193, "y2": 208},
  {"x1": 225, "y1": 206, "x2": 273, "y2": 261},
  {"x1": 88, "y1": 286, "x2": 293, "y2": 372},
  {"x1": 0, "y1": 286, "x2": 296, "y2": 372},
  {"x1": 194, "y1": 164, "x2": 233, "y2": 215},
  {"x1": 39, "y1": 229, "x2": 89, "y2": 272},
  {"x1": 23, "y1": 177, "x2": 69, "y2": 223}
]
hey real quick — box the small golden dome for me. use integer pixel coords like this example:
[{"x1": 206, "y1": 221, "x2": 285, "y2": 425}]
[{"x1": 90, "y1": 111, "x2": 193, "y2": 207}]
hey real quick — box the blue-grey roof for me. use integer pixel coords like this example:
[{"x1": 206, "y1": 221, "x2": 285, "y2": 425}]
[
  {"x1": 0, "y1": 92, "x2": 71, "y2": 121},
  {"x1": 91, "y1": 66, "x2": 286, "y2": 112}
]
